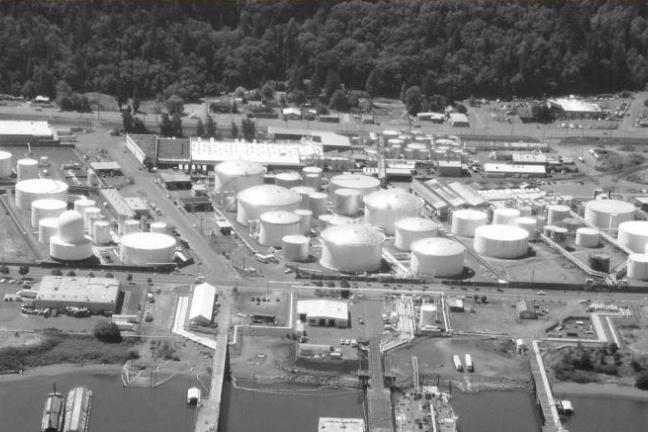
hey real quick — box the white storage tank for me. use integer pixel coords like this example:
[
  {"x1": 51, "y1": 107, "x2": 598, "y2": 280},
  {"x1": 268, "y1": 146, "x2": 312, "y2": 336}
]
[
  {"x1": 410, "y1": 238, "x2": 465, "y2": 277},
  {"x1": 38, "y1": 217, "x2": 58, "y2": 244},
  {"x1": 123, "y1": 219, "x2": 141, "y2": 235},
  {"x1": 334, "y1": 188, "x2": 362, "y2": 216},
  {"x1": 31, "y1": 199, "x2": 67, "y2": 228},
  {"x1": 303, "y1": 173, "x2": 322, "y2": 190},
  {"x1": 617, "y1": 221, "x2": 648, "y2": 253},
  {"x1": 515, "y1": 217, "x2": 538, "y2": 236},
  {"x1": 302, "y1": 166, "x2": 323, "y2": 177},
  {"x1": 318, "y1": 213, "x2": 354, "y2": 228},
  {"x1": 236, "y1": 185, "x2": 301, "y2": 226},
  {"x1": 575, "y1": 227, "x2": 600, "y2": 247},
  {"x1": 474, "y1": 224, "x2": 529, "y2": 259},
  {"x1": 275, "y1": 171, "x2": 302, "y2": 188},
  {"x1": 627, "y1": 254, "x2": 648, "y2": 280},
  {"x1": 282, "y1": 235, "x2": 310, "y2": 262},
  {"x1": 308, "y1": 192, "x2": 328, "y2": 217},
  {"x1": 150, "y1": 221, "x2": 168, "y2": 234},
  {"x1": 16, "y1": 158, "x2": 38, "y2": 181},
  {"x1": 291, "y1": 186, "x2": 316, "y2": 209},
  {"x1": 120, "y1": 232, "x2": 177, "y2": 266},
  {"x1": 49, "y1": 211, "x2": 93, "y2": 261},
  {"x1": 492, "y1": 208, "x2": 521, "y2": 225},
  {"x1": 83, "y1": 207, "x2": 101, "y2": 232},
  {"x1": 451, "y1": 209, "x2": 488, "y2": 237},
  {"x1": 294, "y1": 209, "x2": 312, "y2": 235},
  {"x1": 214, "y1": 160, "x2": 265, "y2": 193},
  {"x1": 394, "y1": 217, "x2": 439, "y2": 251},
  {"x1": 320, "y1": 224, "x2": 385, "y2": 273},
  {"x1": 258, "y1": 210, "x2": 301, "y2": 247},
  {"x1": 328, "y1": 174, "x2": 380, "y2": 198},
  {"x1": 15, "y1": 179, "x2": 68, "y2": 210},
  {"x1": 0, "y1": 151, "x2": 12, "y2": 177},
  {"x1": 73, "y1": 198, "x2": 96, "y2": 217},
  {"x1": 93, "y1": 220, "x2": 112, "y2": 245},
  {"x1": 547, "y1": 204, "x2": 571, "y2": 224},
  {"x1": 363, "y1": 189, "x2": 424, "y2": 235},
  {"x1": 584, "y1": 199, "x2": 635, "y2": 230},
  {"x1": 519, "y1": 206, "x2": 532, "y2": 217}
]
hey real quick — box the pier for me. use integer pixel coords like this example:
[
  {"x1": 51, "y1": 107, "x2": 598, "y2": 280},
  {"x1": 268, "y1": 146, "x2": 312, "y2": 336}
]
[
  {"x1": 367, "y1": 338, "x2": 395, "y2": 432},
  {"x1": 529, "y1": 340, "x2": 568, "y2": 432}
]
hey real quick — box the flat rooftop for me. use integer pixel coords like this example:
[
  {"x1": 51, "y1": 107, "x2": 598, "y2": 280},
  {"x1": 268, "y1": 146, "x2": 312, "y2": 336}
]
[
  {"x1": 36, "y1": 276, "x2": 120, "y2": 304},
  {"x1": 158, "y1": 137, "x2": 191, "y2": 162},
  {"x1": 0, "y1": 120, "x2": 54, "y2": 137},
  {"x1": 484, "y1": 163, "x2": 546, "y2": 174},
  {"x1": 190, "y1": 138, "x2": 323, "y2": 166},
  {"x1": 267, "y1": 126, "x2": 351, "y2": 148},
  {"x1": 159, "y1": 171, "x2": 192, "y2": 183},
  {"x1": 90, "y1": 161, "x2": 121, "y2": 171}
]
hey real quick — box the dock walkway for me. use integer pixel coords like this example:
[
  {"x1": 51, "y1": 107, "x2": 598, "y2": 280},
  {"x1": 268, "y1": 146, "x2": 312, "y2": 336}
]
[
  {"x1": 367, "y1": 338, "x2": 395, "y2": 432},
  {"x1": 529, "y1": 340, "x2": 567, "y2": 432}
]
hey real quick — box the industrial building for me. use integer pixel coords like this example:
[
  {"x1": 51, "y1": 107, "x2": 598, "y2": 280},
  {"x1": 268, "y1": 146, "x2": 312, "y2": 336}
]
[
  {"x1": 125, "y1": 134, "x2": 157, "y2": 165},
  {"x1": 188, "y1": 283, "x2": 216, "y2": 326},
  {"x1": 418, "y1": 303, "x2": 441, "y2": 333},
  {"x1": 0, "y1": 120, "x2": 57, "y2": 145},
  {"x1": 159, "y1": 171, "x2": 192, "y2": 190},
  {"x1": 267, "y1": 126, "x2": 351, "y2": 150},
  {"x1": 449, "y1": 113, "x2": 470, "y2": 127},
  {"x1": 157, "y1": 137, "x2": 191, "y2": 167},
  {"x1": 483, "y1": 163, "x2": 546, "y2": 178},
  {"x1": 89, "y1": 161, "x2": 122, "y2": 177},
  {"x1": 99, "y1": 188, "x2": 136, "y2": 221},
  {"x1": 548, "y1": 97, "x2": 602, "y2": 119},
  {"x1": 447, "y1": 297, "x2": 464, "y2": 312},
  {"x1": 438, "y1": 160, "x2": 463, "y2": 177},
  {"x1": 512, "y1": 153, "x2": 547, "y2": 165},
  {"x1": 180, "y1": 196, "x2": 213, "y2": 212},
  {"x1": 416, "y1": 112, "x2": 445, "y2": 123},
  {"x1": 32, "y1": 276, "x2": 121, "y2": 314},
  {"x1": 123, "y1": 197, "x2": 149, "y2": 217},
  {"x1": 297, "y1": 299, "x2": 349, "y2": 328}
]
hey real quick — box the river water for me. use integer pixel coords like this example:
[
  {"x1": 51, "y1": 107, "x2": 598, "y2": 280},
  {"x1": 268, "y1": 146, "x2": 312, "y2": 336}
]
[{"x1": 452, "y1": 390, "x2": 542, "y2": 432}]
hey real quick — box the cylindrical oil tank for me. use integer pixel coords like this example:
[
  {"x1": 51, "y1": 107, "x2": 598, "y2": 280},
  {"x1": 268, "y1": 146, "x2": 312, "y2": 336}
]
[
  {"x1": 74, "y1": 198, "x2": 96, "y2": 218},
  {"x1": 282, "y1": 235, "x2": 310, "y2": 262},
  {"x1": 38, "y1": 217, "x2": 58, "y2": 244},
  {"x1": 49, "y1": 236, "x2": 93, "y2": 261},
  {"x1": 515, "y1": 216, "x2": 537, "y2": 236},
  {"x1": 589, "y1": 253, "x2": 611, "y2": 273},
  {"x1": 363, "y1": 189, "x2": 424, "y2": 235},
  {"x1": 308, "y1": 192, "x2": 328, "y2": 217},
  {"x1": 451, "y1": 209, "x2": 488, "y2": 237},
  {"x1": 84, "y1": 207, "x2": 101, "y2": 232},
  {"x1": 291, "y1": 186, "x2": 316, "y2": 209},
  {"x1": 492, "y1": 208, "x2": 521, "y2": 225},
  {"x1": 628, "y1": 254, "x2": 648, "y2": 280},
  {"x1": 474, "y1": 224, "x2": 529, "y2": 259},
  {"x1": 334, "y1": 188, "x2": 363, "y2": 216},
  {"x1": 214, "y1": 160, "x2": 265, "y2": 193},
  {"x1": 294, "y1": 209, "x2": 313, "y2": 235},
  {"x1": 120, "y1": 232, "x2": 176, "y2": 266},
  {"x1": 559, "y1": 217, "x2": 584, "y2": 232},
  {"x1": 303, "y1": 174, "x2": 322, "y2": 190},
  {"x1": 236, "y1": 185, "x2": 301, "y2": 226},
  {"x1": 551, "y1": 226, "x2": 568, "y2": 242},
  {"x1": 547, "y1": 204, "x2": 571, "y2": 224},
  {"x1": 406, "y1": 143, "x2": 428, "y2": 160},
  {"x1": 16, "y1": 158, "x2": 38, "y2": 181},
  {"x1": 93, "y1": 220, "x2": 111, "y2": 245},
  {"x1": 258, "y1": 211, "x2": 301, "y2": 247},
  {"x1": 0, "y1": 151, "x2": 12, "y2": 177},
  {"x1": 575, "y1": 227, "x2": 599, "y2": 247},
  {"x1": 31, "y1": 199, "x2": 67, "y2": 227},
  {"x1": 57, "y1": 210, "x2": 86, "y2": 243},
  {"x1": 584, "y1": 199, "x2": 635, "y2": 230},
  {"x1": 275, "y1": 171, "x2": 302, "y2": 189},
  {"x1": 15, "y1": 179, "x2": 68, "y2": 210},
  {"x1": 617, "y1": 221, "x2": 648, "y2": 253},
  {"x1": 394, "y1": 217, "x2": 439, "y2": 251},
  {"x1": 318, "y1": 214, "x2": 354, "y2": 228},
  {"x1": 150, "y1": 221, "x2": 168, "y2": 234},
  {"x1": 123, "y1": 219, "x2": 140, "y2": 235},
  {"x1": 543, "y1": 224, "x2": 557, "y2": 237},
  {"x1": 411, "y1": 237, "x2": 465, "y2": 277},
  {"x1": 328, "y1": 174, "x2": 380, "y2": 198},
  {"x1": 519, "y1": 206, "x2": 532, "y2": 217},
  {"x1": 319, "y1": 224, "x2": 384, "y2": 273},
  {"x1": 302, "y1": 166, "x2": 323, "y2": 177}
]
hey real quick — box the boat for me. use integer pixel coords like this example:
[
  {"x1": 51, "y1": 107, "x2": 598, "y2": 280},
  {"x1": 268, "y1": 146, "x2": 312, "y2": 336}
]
[
  {"x1": 452, "y1": 354, "x2": 463, "y2": 372},
  {"x1": 41, "y1": 386, "x2": 65, "y2": 432},
  {"x1": 557, "y1": 399, "x2": 574, "y2": 415},
  {"x1": 63, "y1": 386, "x2": 93, "y2": 432},
  {"x1": 187, "y1": 387, "x2": 201, "y2": 405},
  {"x1": 464, "y1": 354, "x2": 474, "y2": 372}
]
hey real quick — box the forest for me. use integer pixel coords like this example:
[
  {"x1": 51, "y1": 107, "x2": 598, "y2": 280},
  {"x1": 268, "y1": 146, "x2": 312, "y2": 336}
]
[{"x1": 1, "y1": 1, "x2": 647, "y2": 102}]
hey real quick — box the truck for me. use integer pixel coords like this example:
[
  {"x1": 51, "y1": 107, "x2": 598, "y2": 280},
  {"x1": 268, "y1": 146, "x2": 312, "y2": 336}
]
[
  {"x1": 453, "y1": 354, "x2": 463, "y2": 372},
  {"x1": 465, "y1": 354, "x2": 474, "y2": 372}
]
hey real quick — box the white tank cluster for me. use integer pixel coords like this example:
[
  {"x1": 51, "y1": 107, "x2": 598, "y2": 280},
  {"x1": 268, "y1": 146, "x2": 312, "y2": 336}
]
[
  {"x1": 328, "y1": 174, "x2": 380, "y2": 198},
  {"x1": 492, "y1": 208, "x2": 520, "y2": 225},
  {"x1": 282, "y1": 234, "x2": 310, "y2": 262},
  {"x1": 291, "y1": 186, "x2": 316, "y2": 209},
  {"x1": 334, "y1": 188, "x2": 363, "y2": 216},
  {"x1": 74, "y1": 198, "x2": 96, "y2": 217},
  {"x1": 319, "y1": 224, "x2": 385, "y2": 273},
  {"x1": 363, "y1": 189, "x2": 424, "y2": 235},
  {"x1": 258, "y1": 210, "x2": 301, "y2": 247},
  {"x1": 16, "y1": 158, "x2": 39, "y2": 181},
  {"x1": 31, "y1": 199, "x2": 67, "y2": 228},
  {"x1": 575, "y1": 227, "x2": 599, "y2": 248},
  {"x1": 214, "y1": 160, "x2": 265, "y2": 193},
  {"x1": 38, "y1": 217, "x2": 59, "y2": 244},
  {"x1": 318, "y1": 213, "x2": 354, "y2": 228},
  {"x1": 120, "y1": 232, "x2": 176, "y2": 266},
  {"x1": 628, "y1": 253, "x2": 648, "y2": 280},
  {"x1": 547, "y1": 204, "x2": 571, "y2": 224},
  {"x1": 236, "y1": 185, "x2": 301, "y2": 226},
  {"x1": 474, "y1": 224, "x2": 529, "y2": 259},
  {"x1": 617, "y1": 221, "x2": 648, "y2": 253},
  {"x1": 451, "y1": 209, "x2": 488, "y2": 237},
  {"x1": 15, "y1": 178, "x2": 68, "y2": 210},
  {"x1": 394, "y1": 217, "x2": 439, "y2": 251},
  {"x1": 49, "y1": 210, "x2": 94, "y2": 261},
  {"x1": 584, "y1": 199, "x2": 635, "y2": 230},
  {"x1": 93, "y1": 220, "x2": 112, "y2": 245},
  {"x1": 0, "y1": 150, "x2": 12, "y2": 177},
  {"x1": 410, "y1": 237, "x2": 465, "y2": 278},
  {"x1": 275, "y1": 171, "x2": 302, "y2": 189}
]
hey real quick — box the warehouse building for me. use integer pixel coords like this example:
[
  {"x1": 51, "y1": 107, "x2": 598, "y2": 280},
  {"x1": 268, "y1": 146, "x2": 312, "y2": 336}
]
[
  {"x1": 99, "y1": 188, "x2": 136, "y2": 220},
  {"x1": 123, "y1": 196, "x2": 149, "y2": 217},
  {"x1": 416, "y1": 112, "x2": 445, "y2": 123},
  {"x1": 32, "y1": 276, "x2": 121, "y2": 314},
  {"x1": 484, "y1": 163, "x2": 546, "y2": 178},
  {"x1": 0, "y1": 120, "x2": 57, "y2": 145},
  {"x1": 90, "y1": 161, "x2": 123, "y2": 177},
  {"x1": 437, "y1": 160, "x2": 463, "y2": 177},
  {"x1": 512, "y1": 153, "x2": 547, "y2": 165},
  {"x1": 297, "y1": 299, "x2": 349, "y2": 328},
  {"x1": 548, "y1": 97, "x2": 602, "y2": 119},
  {"x1": 188, "y1": 283, "x2": 216, "y2": 326},
  {"x1": 157, "y1": 137, "x2": 191, "y2": 168},
  {"x1": 125, "y1": 134, "x2": 157, "y2": 165},
  {"x1": 449, "y1": 113, "x2": 470, "y2": 127},
  {"x1": 267, "y1": 126, "x2": 351, "y2": 151},
  {"x1": 159, "y1": 171, "x2": 192, "y2": 190}
]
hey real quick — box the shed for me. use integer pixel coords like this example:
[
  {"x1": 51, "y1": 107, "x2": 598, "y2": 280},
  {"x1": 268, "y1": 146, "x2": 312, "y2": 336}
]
[
  {"x1": 297, "y1": 299, "x2": 349, "y2": 328},
  {"x1": 189, "y1": 283, "x2": 216, "y2": 325},
  {"x1": 448, "y1": 297, "x2": 464, "y2": 312}
]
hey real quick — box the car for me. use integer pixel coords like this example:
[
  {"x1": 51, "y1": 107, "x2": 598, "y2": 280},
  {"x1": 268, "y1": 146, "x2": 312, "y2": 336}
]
[
  {"x1": 344, "y1": 339, "x2": 351, "y2": 345},
  {"x1": 537, "y1": 291, "x2": 547, "y2": 296},
  {"x1": 0, "y1": 278, "x2": 5, "y2": 283},
  {"x1": 351, "y1": 339, "x2": 358, "y2": 347},
  {"x1": 339, "y1": 338, "x2": 345, "y2": 345},
  {"x1": 357, "y1": 317, "x2": 365, "y2": 325}
]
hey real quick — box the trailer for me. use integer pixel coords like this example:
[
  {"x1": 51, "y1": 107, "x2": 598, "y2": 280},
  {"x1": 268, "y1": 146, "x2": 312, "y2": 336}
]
[
  {"x1": 465, "y1": 354, "x2": 474, "y2": 372},
  {"x1": 453, "y1": 354, "x2": 463, "y2": 372}
]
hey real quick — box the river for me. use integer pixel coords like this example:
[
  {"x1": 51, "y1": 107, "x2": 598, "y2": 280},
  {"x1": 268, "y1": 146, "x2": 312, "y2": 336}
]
[
  {"x1": 562, "y1": 394, "x2": 648, "y2": 432},
  {"x1": 452, "y1": 390, "x2": 542, "y2": 432}
]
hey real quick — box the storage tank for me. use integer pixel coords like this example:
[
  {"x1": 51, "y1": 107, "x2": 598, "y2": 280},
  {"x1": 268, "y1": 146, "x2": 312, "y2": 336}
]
[
  {"x1": 394, "y1": 217, "x2": 439, "y2": 251},
  {"x1": 547, "y1": 204, "x2": 571, "y2": 224},
  {"x1": 236, "y1": 185, "x2": 301, "y2": 226},
  {"x1": 328, "y1": 174, "x2": 380, "y2": 198},
  {"x1": 258, "y1": 211, "x2": 301, "y2": 247},
  {"x1": 16, "y1": 158, "x2": 38, "y2": 181},
  {"x1": 575, "y1": 227, "x2": 599, "y2": 247},
  {"x1": 291, "y1": 186, "x2": 316, "y2": 209},
  {"x1": 49, "y1": 211, "x2": 93, "y2": 261},
  {"x1": 627, "y1": 254, "x2": 648, "y2": 280},
  {"x1": 83, "y1": 207, "x2": 101, "y2": 232},
  {"x1": 214, "y1": 160, "x2": 265, "y2": 193},
  {"x1": 282, "y1": 235, "x2": 310, "y2": 262},
  {"x1": 150, "y1": 221, "x2": 168, "y2": 234},
  {"x1": 492, "y1": 208, "x2": 521, "y2": 225},
  {"x1": 589, "y1": 253, "x2": 611, "y2": 273},
  {"x1": 303, "y1": 174, "x2": 322, "y2": 190},
  {"x1": 307, "y1": 191, "x2": 328, "y2": 217},
  {"x1": 302, "y1": 166, "x2": 323, "y2": 177},
  {"x1": 410, "y1": 238, "x2": 465, "y2": 277},
  {"x1": 406, "y1": 143, "x2": 428, "y2": 160},
  {"x1": 320, "y1": 224, "x2": 384, "y2": 273},
  {"x1": 275, "y1": 171, "x2": 302, "y2": 189},
  {"x1": 451, "y1": 209, "x2": 488, "y2": 237},
  {"x1": 31, "y1": 199, "x2": 67, "y2": 228},
  {"x1": 559, "y1": 217, "x2": 584, "y2": 232},
  {"x1": 515, "y1": 216, "x2": 538, "y2": 236},
  {"x1": 120, "y1": 232, "x2": 177, "y2": 266},
  {"x1": 123, "y1": 219, "x2": 141, "y2": 235},
  {"x1": 0, "y1": 151, "x2": 12, "y2": 177},
  {"x1": 363, "y1": 189, "x2": 424, "y2": 235},
  {"x1": 38, "y1": 217, "x2": 58, "y2": 244},
  {"x1": 93, "y1": 220, "x2": 111, "y2": 245},
  {"x1": 15, "y1": 179, "x2": 68, "y2": 210},
  {"x1": 474, "y1": 224, "x2": 529, "y2": 259},
  {"x1": 617, "y1": 221, "x2": 648, "y2": 253},
  {"x1": 73, "y1": 198, "x2": 96, "y2": 218},
  {"x1": 551, "y1": 226, "x2": 568, "y2": 242},
  {"x1": 584, "y1": 199, "x2": 635, "y2": 230},
  {"x1": 294, "y1": 209, "x2": 312, "y2": 235},
  {"x1": 334, "y1": 188, "x2": 362, "y2": 216},
  {"x1": 318, "y1": 214, "x2": 354, "y2": 228}
]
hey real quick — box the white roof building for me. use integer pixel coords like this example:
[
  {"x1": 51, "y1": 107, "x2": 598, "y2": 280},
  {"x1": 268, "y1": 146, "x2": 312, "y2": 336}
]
[
  {"x1": 267, "y1": 126, "x2": 351, "y2": 149},
  {"x1": 190, "y1": 138, "x2": 322, "y2": 167},
  {"x1": 449, "y1": 113, "x2": 470, "y2": 126},
  {"x1": 548, "y1": 97, "x2": 601, "y2": 114},
  {"x1": 297, "y1": 299, "x2": 349, "y2": 327},
  {"x1": 484, "y1": 163, "x2": 546, "y2": 177},
  {"x1": 189, "y1": 283, "x2": 216, "y2": 324}
]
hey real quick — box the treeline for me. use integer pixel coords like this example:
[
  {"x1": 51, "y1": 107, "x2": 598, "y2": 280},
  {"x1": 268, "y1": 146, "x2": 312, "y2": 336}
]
[{"x1": 1, "y1": 1, "x2": 648, "y2": 102}]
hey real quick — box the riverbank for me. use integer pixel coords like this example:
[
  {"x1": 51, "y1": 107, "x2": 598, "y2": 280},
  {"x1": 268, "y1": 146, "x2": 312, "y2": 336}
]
[
  {"x1": 554, "y1": 381, "x2": 648, "y2": 400},
  {"x1": 0, "y1": 363, "x2": 121, "y2": 383}
]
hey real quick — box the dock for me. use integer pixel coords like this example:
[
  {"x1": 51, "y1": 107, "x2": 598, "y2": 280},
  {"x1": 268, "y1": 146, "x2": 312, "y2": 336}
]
[
  {"x1": 529, "y1": 340, "x2": 568, "y2": 432},
  {"x1": 367, "y1": 338, "x2": 395, "y2": 432}
]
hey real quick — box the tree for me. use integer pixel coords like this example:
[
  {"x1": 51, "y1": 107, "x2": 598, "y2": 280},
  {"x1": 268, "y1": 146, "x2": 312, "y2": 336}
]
[
  {"x1": 18, "y1": 265, "x2": 29, "y2": 276},
  {"x1": 206, "y1": 116, "x2": 218, "y2": 138},
  {"x1": 636, "y1": 371, "x2": 648, "y2": 390},
  {"x1": 329, "y1": 89, "x2": 349, "y2": 112},
  {"x1": 231, "y1": 121, "x2": 239, "y2": 139},
  {"x1": 241, "y1": 118, "x2": 256, "y2": 142},
  {"x1": 132, "y1": 94, "x2": 141, "y2": 113},
  {"x1": 403, "y1": 86, "x2": 423, "y2": 115},
  {"x1": 365, "y1": 69, "x2": 380, "y2": 98},
  {"x1": 455, "y1": 103, "x2": 468, "y2": 114},
  {"x1": 94, "y1": 320, "x2": 122, "y2": 343},
  {"x1": 159, "y1": 113, "x2": 173, "y2": 137},
  {"x1": 196, "y1": 118, "x2": 205, "y2": 137},
  {"x1": 67, "y1": 270, "x2": 76, "y2": 276},
  {"x1": 0, "y1": 265, "x2": 9, "y2": 274},
  {"x1": 324, "y1": 69, "x2": 341, "y2": 100},
  {"x1": 51, "y1": 269, "x2": 63, "y2": 276},
  {"x1": 290, "y1": 89, "x2": 307, "y2": 105},
  {"x1": 480, "y1": 295, "x2": 487, "y2": 304},
  {"x1": 261, "y1": 83, "x2": 274, "y2": 101},
  {"x1": 428, "y1": 95, "x2": 447, "y2": 112},
  {"x1": 165, "y1": 95, "x2": 184, "y2": 116},
  {"x1": 132, "y1": 117, "x2": 148, "y2": 133},
  {"x1": 171, "y1": 113, "x2": 183, "y2": 137},
  {"x1": 122, "y1": 110, "x2": 134, "y2": 132}
]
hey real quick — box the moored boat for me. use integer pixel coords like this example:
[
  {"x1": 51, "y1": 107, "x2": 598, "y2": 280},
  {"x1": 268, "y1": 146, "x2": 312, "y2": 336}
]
[
  {"x1": 63, "y1": 386, "x2": 93, "y2": 432},
  {"x1": 187, "y1": 387, "x2": 201, "y2": 405},
  {"x1": 41, "y1": 386, "x2": 65, "y2": 432}
]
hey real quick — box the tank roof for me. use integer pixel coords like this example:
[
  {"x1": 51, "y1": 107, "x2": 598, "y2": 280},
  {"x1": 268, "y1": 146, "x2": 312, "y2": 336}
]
[
  {"x1": 0, "y1": 150, "x2": 11, "y2": 159},
  {"x1": 260, "y1": 210, "x2": 300, "y2": 224},
  {"x1": 629, "y1": 253, "x2": 648, "y2": 263},
  {"x1": 363, "y1": 189, "x2": 423, "y2": 211},
  {"x1": 237, "y1": 184, "x2": 301, "y2": 206},
  {"x1": 330, "y1": 174, "x2": 380, "y2": 189},
  {"x1": 453, "y1": 209, "x2": 488, "y2": 220},
  {"x1": 585, "y1": 199, "x2": 635, "y2": 214},
  {"x1": 121, "y1": 232, "x2": 176, "y2": 249},
  {"x1": 16, "y1": 178, "x2": 68, "y2": 194},
  {"x1": 57, "y1": 210, "x2": 83, "y2": 226},
  {"x1": 475, "y1": 224, "x2": 529, "y2": 241},
  {"x1": 618, "y1": 220, "x2": 648, "y2": 234},
  {"x1": 335, "y1": 188, "x2": 361, "y2": 197},
  {"x1": 411, "y1": 237, "x2": 465, "y2": 255},
  {"x1": 276, "y1": 171, "x2": 301, "y2": 180},
  {"x1": 215, "y1": 159, "x2": 265, "y2": 176},
  {"x1": 320, "y1": 224, "x2": 384, "y2": 246},
  {"x1": 291, "y1": 186, "x2": 316, "y2": 195},
  {"x1": 32, "y1": 199, "x2": 67, "y2": 210},
  {"x1": 282, "y1": 234, "x2": 310, "y2": 244},
  {"x1": 577, "y1": 227, "x2": 599, "y2": 234},
  {"x1": 395, "y1": 217, "x2": 438, "y2": 232}
]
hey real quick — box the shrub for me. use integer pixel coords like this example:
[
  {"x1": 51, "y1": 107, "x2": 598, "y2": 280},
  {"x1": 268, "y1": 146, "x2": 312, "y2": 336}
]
[
  {"x1": 93, "y1": 321, "x2": 122, "y2": 343},
  {"x1": 635, "y1": 372, "x2": 648, "y2": 390},
  {"x1": 51, "y1": 269, "x2": 63, "y2": 276}
]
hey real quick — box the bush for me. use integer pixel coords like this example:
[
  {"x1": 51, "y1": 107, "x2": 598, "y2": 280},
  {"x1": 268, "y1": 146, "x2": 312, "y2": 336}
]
[
  {"x1": 635, "y1": 372, "x2": 648, "y2": 390},
  {"x1": 51, "y1": 269, "x2": 63, "y2": 276},
  {"x1": 0, "y1": 265, "x2": 9, "y2": 274},
  {"x1": 94, "y1": 321, "x2": 122, "y2": 343},
  {"x1": 18, "y1": 265, "x2": 29, "y2": 276}
]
